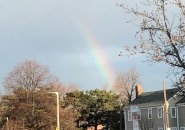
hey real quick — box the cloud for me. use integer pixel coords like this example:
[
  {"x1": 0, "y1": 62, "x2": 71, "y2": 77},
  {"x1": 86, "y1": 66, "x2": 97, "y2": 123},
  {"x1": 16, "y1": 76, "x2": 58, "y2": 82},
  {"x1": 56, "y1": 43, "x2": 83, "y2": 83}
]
[{"x1": 0, "y1": 0, "x2": 172, "y2": 92}]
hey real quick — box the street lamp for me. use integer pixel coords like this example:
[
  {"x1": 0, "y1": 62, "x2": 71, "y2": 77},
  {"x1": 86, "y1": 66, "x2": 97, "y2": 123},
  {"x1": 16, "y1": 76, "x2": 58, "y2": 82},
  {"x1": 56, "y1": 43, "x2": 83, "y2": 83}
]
[
  {"x1": 48, "y1": 92, "x2": 60, "y2": 130},
  {"x1": 6, "y1": 117, "x2": 9, "y2": 130}
]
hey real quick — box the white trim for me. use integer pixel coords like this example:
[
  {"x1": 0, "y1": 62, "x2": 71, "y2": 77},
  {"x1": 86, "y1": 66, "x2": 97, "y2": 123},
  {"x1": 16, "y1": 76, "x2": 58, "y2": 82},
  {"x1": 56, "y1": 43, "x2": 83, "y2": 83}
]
[
  {"x1": 137, "y1": 103, "x2": 164, "y2": 108},
  {"x1": 124, "y1": 109, "x2": 127, "y2": 130},
  {"x1": 140, "y1": 106, "x2": 157, "y2": 109},
  {"x1": 170, "y1": 107, "x2": 176, "y2": 118},
  {"x1": 176, "y1": 104, "x2": 185, "y2": 106},
  {"x1": 177, "y1": 106, "x2": 179, "y2": 130},
  {"x1": 180, "y1": 127, "x2": 185, "y2": 130},
  {"x1": 148, "y1": 108, "x2": 152, "y2": 119},
  {"x1": 158, "y1": 127, "x2": 163, "y2": 130},
  {"x1": 172, "y1": 127, "x2": 177, "y2": 130},
  {"x1": 128, "y1": 110, "x2": 132, "y2": 121},
  {"x1": 124, "y1": 103, "x2": 163, "y2": 109},
  {"x1": 157, "y1": 106, "x2": 163, "y2": 118},
  {"x1": 138, "y1": 109, "x2": 141, "y2": 120}
]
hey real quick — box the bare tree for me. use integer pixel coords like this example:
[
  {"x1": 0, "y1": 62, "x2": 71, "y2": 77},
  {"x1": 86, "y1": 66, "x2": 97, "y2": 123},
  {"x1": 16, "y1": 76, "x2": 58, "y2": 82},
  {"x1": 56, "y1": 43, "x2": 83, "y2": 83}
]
[
  {"x1": 3, "y1": 60, "x2": 58, "y2": 92},
  {"x1": 1, "y1": 60, "x2": 60, "y2": 129},
  {"x1": 120, "y1": 0, "x2": 185, "y2": 88},
  {"x1": 112, "y1": 68, "x2": 139, "y2": 130},
  {"x1": 1, "y1": 60, "x2": 83, "y2": 130},
  {"x1": 113, "y1": 68, "x2": 139, "y2": 104},
  {"x1": 0, "y1": 88, "x2": 57, "y2": 130},
  {"x1": 51, "y1": 83, "x2": 79, "y2": 97}
]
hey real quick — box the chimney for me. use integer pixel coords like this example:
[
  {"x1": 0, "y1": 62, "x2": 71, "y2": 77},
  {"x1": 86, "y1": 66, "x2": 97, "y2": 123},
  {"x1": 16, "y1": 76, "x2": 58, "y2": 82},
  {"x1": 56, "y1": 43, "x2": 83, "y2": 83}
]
[{"x1": 136, "y1": 85, "x2": 143, "y2": 98}]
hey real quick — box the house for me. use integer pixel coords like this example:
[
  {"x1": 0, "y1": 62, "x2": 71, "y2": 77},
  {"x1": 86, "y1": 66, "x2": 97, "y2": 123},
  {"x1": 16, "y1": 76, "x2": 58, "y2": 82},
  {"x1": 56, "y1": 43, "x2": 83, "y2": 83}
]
[{"x1": 124, "y1": 85, "x2": 185, "y2": 130}]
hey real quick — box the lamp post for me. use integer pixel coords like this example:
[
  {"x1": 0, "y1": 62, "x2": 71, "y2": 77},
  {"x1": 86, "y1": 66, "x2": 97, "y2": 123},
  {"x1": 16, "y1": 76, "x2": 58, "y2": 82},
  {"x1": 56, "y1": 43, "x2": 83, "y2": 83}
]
[
  {"x1": 6, "y1": 117, "x2": 9, "y2": 130},
  {"x1": 48, "y1": 92, "x2": 60, "y2": 130}
]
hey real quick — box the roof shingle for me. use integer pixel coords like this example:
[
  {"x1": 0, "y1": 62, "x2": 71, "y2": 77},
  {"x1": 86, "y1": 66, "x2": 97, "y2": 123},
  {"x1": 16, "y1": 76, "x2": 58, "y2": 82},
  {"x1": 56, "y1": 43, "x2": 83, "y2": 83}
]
[{"x1": 129, "y1": 88, "x2": 179, "y2": 105}]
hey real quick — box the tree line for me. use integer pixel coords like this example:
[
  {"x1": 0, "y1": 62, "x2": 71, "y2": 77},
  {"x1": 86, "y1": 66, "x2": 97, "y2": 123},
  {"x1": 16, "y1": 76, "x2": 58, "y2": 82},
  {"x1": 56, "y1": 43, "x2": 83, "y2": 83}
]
[{"x1": 0, "y1": 60, "x2": 138, "y2": 130}]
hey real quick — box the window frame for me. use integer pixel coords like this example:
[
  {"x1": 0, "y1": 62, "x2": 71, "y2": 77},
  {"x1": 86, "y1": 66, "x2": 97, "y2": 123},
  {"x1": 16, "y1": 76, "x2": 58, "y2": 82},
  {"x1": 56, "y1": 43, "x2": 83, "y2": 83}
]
[
  {"x1": 172, "y1": 127, "x2": 177, "y2": 130},
  {"x1": 157, "y1": 107, "x2": 163, "y2": 118},
  {"x1": 128, "y1": 110, "x2": 132, "y2": 121},
  {"x1": 148, "y1": 108, "x2": 152, "y2": 119},
  {"x1": 138, "y1": 109, "x2": 141, "y2": 120},
  {"x1": 170, "y1": 107, "x2": 176, "y2": 118},
  {"x1": 180, "y1": 127, "x2": 185, "y2": 130}
]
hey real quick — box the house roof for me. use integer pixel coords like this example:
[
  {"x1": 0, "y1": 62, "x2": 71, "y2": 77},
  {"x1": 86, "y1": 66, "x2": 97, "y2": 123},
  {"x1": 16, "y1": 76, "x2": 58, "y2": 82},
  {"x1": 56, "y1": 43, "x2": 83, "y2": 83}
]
[
  {"x1": 176, "y1": 96, "x2": 185, "y2": 104},
  {"x1": 129, "y1": 88, "x2": 179, "y2": 105}
]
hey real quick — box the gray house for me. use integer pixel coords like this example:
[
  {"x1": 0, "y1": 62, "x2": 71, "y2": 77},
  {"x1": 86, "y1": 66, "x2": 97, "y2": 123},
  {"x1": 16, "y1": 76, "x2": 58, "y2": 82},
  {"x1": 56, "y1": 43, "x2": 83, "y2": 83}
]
[{"x1": 124, "y1": 86, "x2": 185, "y2": 130}]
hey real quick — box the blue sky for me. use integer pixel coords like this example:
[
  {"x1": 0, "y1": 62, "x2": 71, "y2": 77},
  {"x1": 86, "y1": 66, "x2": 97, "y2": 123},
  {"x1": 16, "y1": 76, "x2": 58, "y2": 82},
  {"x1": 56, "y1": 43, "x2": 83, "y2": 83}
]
[{"x1": 0, "y1": 0, "x2": 172, "y2": 93}]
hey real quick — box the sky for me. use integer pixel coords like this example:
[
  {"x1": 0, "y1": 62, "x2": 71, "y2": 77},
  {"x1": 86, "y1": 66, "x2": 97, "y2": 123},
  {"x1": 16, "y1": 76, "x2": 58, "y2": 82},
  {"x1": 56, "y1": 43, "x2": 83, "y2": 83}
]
[{"x1": 0, "y1": 0, "x2": 173, "y2": 93}]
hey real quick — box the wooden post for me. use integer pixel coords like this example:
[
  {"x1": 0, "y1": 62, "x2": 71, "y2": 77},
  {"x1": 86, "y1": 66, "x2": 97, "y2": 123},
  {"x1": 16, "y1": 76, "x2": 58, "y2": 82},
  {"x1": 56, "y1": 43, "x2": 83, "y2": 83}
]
[{"x1": 163, "y1": 81, "x2": 170, "y2": 130}]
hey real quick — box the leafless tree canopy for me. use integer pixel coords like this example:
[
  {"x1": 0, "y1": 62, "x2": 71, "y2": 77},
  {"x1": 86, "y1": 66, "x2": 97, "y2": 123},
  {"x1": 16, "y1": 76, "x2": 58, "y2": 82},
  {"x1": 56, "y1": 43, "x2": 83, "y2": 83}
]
[
  {"x1": 1, "y1": 60, "x2": 81, "y2": 130},
  {"x1": 3, "y1": 60, "x2": 58, "y2": 92},
  {"x1": 50, "y1": 83, "x2": 79, "y2": 97},
  {"x1": 113, "y1": 69, "x2": 139, "y2": 105},
  {"x1": 121, "y1": 0, "x2": 185, "y2": 85}
]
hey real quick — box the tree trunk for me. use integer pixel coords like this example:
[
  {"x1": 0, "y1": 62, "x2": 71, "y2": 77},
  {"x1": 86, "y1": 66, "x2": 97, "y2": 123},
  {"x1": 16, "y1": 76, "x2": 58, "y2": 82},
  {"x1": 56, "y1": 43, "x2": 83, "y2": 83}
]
[
  {"x1": 120, "y1": 109, "x2": 123, "y2": 130},
  {"x1": 122, "y1": 110, "x2": 125, "y2": 130},
  {"x1": 95, "y1": 119, "x2": 98, "y2": 130},
  {"x1": 120, "y1": 109, "x2": 125, "y2": 130}
]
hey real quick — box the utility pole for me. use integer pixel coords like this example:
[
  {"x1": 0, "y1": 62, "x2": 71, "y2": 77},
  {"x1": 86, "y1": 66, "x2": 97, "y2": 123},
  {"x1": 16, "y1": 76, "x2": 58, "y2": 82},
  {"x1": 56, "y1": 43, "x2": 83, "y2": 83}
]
[{"x1": 163, "y1": 81, "x2": 170, "y2": 130}]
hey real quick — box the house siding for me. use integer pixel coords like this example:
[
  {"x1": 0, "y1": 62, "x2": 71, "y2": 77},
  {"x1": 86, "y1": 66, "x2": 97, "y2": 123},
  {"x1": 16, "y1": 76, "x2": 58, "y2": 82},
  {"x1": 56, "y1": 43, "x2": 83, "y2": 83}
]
[
  {"x1": 140, "y1": 107, "x2": 164, "y2": 130},
  {"x1": 125, "y1": 106, "x2": 165, "y2": 130},
  {"x1": 169, "y1": 112, "x2": 178, "y2": 128},
  {"x1": 178, "y1": 105, "x2": 185, "y2": 128},
  {"x1": 152, "y1": 107, "x2": 164, "y2": 130},
  {"x1": 168, "y1": 98, "x2": 178, "y2": 128},
  {"x1": 124, "y1": 88, "x2": 185, "y2": 130},
  {"x1": 125, "y1": 109, "x2": 133, "y2": 130}
]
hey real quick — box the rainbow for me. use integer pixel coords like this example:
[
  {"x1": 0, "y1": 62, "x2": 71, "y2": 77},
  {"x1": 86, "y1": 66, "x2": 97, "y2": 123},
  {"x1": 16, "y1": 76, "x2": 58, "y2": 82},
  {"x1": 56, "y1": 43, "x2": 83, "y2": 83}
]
[{"x1": 78, "y1": 23, "x2": 115, "y2": 88}]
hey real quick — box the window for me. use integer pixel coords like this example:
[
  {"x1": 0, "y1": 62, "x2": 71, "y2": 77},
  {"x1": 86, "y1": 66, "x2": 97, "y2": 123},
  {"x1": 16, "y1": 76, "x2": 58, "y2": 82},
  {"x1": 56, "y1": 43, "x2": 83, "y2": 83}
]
[
  {"x1": 157, "y1": 107, "x2": 163, "y2": 118},
  {"x1": 128, "y1": 110, "x2": 132, "y2": 121},
  {"x1": 148, "y1": 108, "x2": 152, "y2": 119},
  {"x1": 158, "y1": 128, "x2": 163, "y2": 130},
  {"x1": 170, "y1": 107, "x2": 176, "y2": 118},
  {"x1": 180, "y1": 127, "x2": 185, "y2": 130},
  {"x1": 172, "y1": 127, "x2": 177, "y2": 130},
  {"x1": 138, "y1": 110, "x2": 141, "y2": 120}
]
